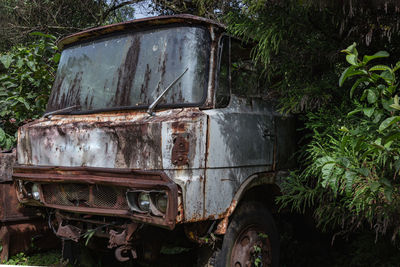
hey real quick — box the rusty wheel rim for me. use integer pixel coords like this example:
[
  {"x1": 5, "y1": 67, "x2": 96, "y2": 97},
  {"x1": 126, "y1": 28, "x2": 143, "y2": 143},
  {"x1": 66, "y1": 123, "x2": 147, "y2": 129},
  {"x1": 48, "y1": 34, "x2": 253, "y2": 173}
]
[{"x1": 230, "y1": 225, "x2": 272, "y2": 267}]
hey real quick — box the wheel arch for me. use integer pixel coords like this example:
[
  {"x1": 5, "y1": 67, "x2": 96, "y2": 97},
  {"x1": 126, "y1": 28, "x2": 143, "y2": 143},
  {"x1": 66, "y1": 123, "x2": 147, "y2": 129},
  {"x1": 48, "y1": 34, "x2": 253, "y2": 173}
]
[{"x1": 215, "y1": 172, "x2": 282, "y2": 235}]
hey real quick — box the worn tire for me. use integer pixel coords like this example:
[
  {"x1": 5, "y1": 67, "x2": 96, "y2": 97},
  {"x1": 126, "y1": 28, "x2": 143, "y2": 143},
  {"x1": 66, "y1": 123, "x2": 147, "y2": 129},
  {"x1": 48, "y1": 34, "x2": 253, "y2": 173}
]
[
  {"x1": 62, "y1": 239, "x2": 80, "y2": 265},
  {"x1": 62, "y1": 240, "x2": 99, "y2": 266},
  {"x1": 215, "y1": 201, "x2": 279, "y2": 267}
]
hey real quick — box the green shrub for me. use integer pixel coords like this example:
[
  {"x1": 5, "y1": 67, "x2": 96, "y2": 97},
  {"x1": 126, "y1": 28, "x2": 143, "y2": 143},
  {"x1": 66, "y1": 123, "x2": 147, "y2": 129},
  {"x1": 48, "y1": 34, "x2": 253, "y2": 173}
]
[
  {"x1": 278, "y1": 43, "x2": 400, "y2": 241},
  {"x1": 0, "y1": 32, "x2": 59, "y2": 150}
]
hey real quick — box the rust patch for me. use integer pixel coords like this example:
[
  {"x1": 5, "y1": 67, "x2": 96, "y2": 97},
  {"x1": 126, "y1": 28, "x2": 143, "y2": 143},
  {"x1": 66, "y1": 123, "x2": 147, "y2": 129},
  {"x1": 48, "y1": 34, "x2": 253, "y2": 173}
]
[
  {"x1": 13, "y1": 166, "x2": 179, "y2": 229},
  {"x1": 108, "y1": 223, "x2": 138, "y2": 248},
  {"x1": 0, "y1": 151, "x2": 15, "y2": 182},
  {"x1": 113, "y1": 36, "x2": 141, "y2": 107},
  {"x1": 171, "y1": 133, "x2": 189, "y2": 166},
  {"x1": 56, "y1": 224, "x2": 81, "y2": 242},
  {"x1": 215, "y1": 199, "x2": 237, "y2": 235}
]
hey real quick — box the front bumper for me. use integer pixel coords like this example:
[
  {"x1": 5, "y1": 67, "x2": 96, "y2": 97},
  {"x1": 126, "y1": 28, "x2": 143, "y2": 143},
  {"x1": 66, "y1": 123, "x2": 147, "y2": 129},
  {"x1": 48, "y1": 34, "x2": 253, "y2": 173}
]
[{"x1": 13, "y1": 165, "x2": 179, "y2": 229}]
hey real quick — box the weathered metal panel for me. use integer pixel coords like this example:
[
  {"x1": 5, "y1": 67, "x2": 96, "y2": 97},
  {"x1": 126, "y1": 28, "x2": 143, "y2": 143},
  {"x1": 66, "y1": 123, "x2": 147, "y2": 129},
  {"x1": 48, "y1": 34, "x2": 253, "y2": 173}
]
[
  {"x1": 167, "y1": 169, "x2": 205, "y2": 222},
  {"x1": 203, "y1": 167, "x2": 271, "y2": 219},
  {"x1": 0, "y1": 182, "x2": 39, "y2": 222},
  {"x1": 17, "y1": 108, "x2": 207, "y2": 171},
  {"x1": 0, "y1": 152, "x2": 15, "y2": 182},
  {"x1": 161, "y1": 111, "x2": 207, "y2": 170},
  {"x1": 58, "y1": 14, "x2": 225, "y2": 50},
  {"x1": 203, "y1": 96, "x2": 275, "y2": 168},
  {"x1": 201, "y1": 97, "x2": 276, "y2": 218},
  {"x1": 13, "y1": 166, "x2": 179, "y2": 229}
]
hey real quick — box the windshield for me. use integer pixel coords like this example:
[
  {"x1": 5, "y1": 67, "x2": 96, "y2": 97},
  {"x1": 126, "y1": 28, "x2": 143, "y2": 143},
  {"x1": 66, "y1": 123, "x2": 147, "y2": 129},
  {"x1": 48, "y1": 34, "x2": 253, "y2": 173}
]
[{"x1": 46, "y1": 26, "x2": 211, "y2": 113}]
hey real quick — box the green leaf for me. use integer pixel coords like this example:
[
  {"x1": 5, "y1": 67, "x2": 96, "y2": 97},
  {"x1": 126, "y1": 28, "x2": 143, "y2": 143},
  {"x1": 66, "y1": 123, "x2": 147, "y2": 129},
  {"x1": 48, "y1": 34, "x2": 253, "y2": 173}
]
[
  {"x1": 390, "y1": 105, "x2": 400, "y2": 110},
  {"x1": 344, "y1": 171, "x2": 356, "y2": 195},
  {"x1": 370, "y1": 181, "x2": 380, "y2": 192},
  {"x1": 369, "y1": 64, "x2": 392, "y2": 72},
  {"x1": 384, "y1": 140, "x2": 393, "y2": 149},
  {"x1": 363, "y1": 107, "x2": 375, "y2": 118},
  {"x1": 0, "y1": 55, "x2": 12, "y2": 69},
  {"x1": 373, "y1": 110, "x2": 384, "y2": 123},
  {"x1": 384, "y1": 187, "x2": 393, "y2": 202},
  {"x1": 367, "y1": 89, "x2": 377, "y2": 104},
  {"x1": 363, "y1": 51, "x2": 390, "y2": 64},
  {"x1": 29, "y1": 32, "x2": 56, "y2": 40},
  {"x1": 393, "y1": 61, "x2": 400, "y2": 72},
  {"x1": 320, "y1": 161, "x2": 336, "y2": 188},
  {"x1": 341, "y1": 42, "x2": 358, "y2": 56},
  {"x1": 350, "y1": 77, "x2": 369, "y2": 98},
  {"x1": 347, "y1": 108, "x2": 362, "y2": 116},
  {"x1": 346, "y1": 54, "x2": 358, "y2": 66},
  {"x1": 27, "y1": 61, "x2": 36, "y2": 72},
  {"x1": 383, "y1": 97, "x2": 396, "y2": 111},
  {"x1": 384, "y1": 132, "x2": 400, "y2": 144},
  {"x1": 52, "y1": 53, "x2": 61, "y2": 63},
  {"x1": 339, "y1": 67, "x2": 366, "y2": 87},
  {"x1": 394, "y1": 159, "x2": 400, "y2": 174},
  {"x1": 380, "y1": 70, "x2": 395, "y2": 84},
  {"x1": 0, "y1": 128, "x2": 5, "y2": 141},
  {"x1": 379, "y1": 116, "x2": 400, "y2": 131},
  {"x1": 355, "y1": 168, "x2": 369, "y2": 177},
  {"x1": 17, "y1": 97, "x2": 30, "y2": 110}
]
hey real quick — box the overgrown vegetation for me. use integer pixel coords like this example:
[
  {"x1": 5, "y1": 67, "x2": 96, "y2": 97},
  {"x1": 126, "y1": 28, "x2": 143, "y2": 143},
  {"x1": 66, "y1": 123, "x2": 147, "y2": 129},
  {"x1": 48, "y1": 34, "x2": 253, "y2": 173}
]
[
  {"x1": 2, "y1": 0, "x2": 400, "y2": 265},
  {"x1": 0, "y1": 0, "x2": 136, "y2": 51},
  {"x1": 3, "y1": 251, "x2": 61, "y2": 266},
  {"x1": 0, "y1": 33, "x2": 58, "y2": 150},
  {"x1": 278, "y1": 44, "x2": 400, "y2": 241}
]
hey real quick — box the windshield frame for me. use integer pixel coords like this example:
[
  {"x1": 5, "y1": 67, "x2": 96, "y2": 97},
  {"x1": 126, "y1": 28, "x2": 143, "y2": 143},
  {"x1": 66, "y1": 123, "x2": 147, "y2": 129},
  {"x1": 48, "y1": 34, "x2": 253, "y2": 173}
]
[{"x1": 47, "y1": 24, "x2": 212, "y2": 115}]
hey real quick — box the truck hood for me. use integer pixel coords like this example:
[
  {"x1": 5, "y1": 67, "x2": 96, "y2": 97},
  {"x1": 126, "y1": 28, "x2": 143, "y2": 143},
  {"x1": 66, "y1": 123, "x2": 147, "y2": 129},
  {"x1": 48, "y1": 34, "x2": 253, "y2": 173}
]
[{"x1": 17, "y1": 108, "x2": 207, "y2": 170}]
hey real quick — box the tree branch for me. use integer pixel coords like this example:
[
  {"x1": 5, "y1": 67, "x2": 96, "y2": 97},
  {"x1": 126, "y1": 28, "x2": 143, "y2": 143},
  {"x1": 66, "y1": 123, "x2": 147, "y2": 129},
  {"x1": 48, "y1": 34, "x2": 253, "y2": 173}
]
[{"x1": 102, "y1": 0, "x2": 141, "y2": 22}]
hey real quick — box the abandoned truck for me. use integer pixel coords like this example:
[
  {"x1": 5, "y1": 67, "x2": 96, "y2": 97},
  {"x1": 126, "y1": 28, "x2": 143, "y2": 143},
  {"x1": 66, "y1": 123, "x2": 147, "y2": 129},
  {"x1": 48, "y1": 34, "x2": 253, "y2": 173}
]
[{"x1": 11, "y1": 15, "x2": 296, "y2": 266}]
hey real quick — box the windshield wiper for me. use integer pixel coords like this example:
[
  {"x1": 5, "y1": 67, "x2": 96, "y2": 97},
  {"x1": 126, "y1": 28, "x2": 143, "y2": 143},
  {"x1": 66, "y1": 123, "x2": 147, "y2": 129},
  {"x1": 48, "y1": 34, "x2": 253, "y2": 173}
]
[
  {"x1": 43, "y1": 105, "x2": 81, "y2": 118},
  {"x1": 147, "y1": 67, "x2": 189, "y2": 116}
]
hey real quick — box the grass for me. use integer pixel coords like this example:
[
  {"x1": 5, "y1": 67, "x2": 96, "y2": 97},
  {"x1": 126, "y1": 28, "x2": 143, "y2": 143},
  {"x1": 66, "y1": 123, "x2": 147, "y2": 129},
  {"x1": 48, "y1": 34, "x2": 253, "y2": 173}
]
[{"x1": 2, "y1": 250, "x2": 63, "y2": 266}]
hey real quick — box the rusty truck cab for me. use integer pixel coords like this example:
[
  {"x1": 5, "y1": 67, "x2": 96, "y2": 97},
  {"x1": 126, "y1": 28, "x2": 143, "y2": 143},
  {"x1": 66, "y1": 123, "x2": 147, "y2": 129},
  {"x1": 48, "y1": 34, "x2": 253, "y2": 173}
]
[{"x1": 12, "y1": 15, "x2": 296, "y2": 266}]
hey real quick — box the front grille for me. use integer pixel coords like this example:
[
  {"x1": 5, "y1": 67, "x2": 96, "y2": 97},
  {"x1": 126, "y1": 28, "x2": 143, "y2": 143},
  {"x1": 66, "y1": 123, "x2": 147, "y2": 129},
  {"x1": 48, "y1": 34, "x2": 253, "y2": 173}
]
[{"x1": 41, "y1": 183, "x2": 129, "y2": 210}]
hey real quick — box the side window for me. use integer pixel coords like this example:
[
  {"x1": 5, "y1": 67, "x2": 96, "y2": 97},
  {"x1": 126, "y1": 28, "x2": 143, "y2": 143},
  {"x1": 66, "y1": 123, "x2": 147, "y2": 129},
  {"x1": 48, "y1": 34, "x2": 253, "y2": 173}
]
[
  {"x1": 231, "y1": 40, "x2": 260, "y2": 97},
  {"x1": 215, "y1": 36, "x2": 230, "y2": 108}
]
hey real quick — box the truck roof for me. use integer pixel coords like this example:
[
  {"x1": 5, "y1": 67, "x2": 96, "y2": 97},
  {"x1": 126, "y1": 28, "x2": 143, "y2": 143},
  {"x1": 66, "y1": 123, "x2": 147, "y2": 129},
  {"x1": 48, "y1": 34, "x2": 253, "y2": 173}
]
[{"x1": 58, "y1": 14, "x2": 225, "y2": 49}]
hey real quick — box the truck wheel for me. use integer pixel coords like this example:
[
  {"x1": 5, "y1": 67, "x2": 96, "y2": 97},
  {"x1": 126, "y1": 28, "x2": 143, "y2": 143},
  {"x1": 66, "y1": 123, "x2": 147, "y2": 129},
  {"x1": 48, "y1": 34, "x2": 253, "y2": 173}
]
[
  {"x1": 62, "y1": 240, "x2": 98, "y2": 266},
  {"x1": 216, "y1": 201, "x2": 279, "y2": 267},
  {"x1": 62, "y1": 239, "x2": 80, "y2": 264}
]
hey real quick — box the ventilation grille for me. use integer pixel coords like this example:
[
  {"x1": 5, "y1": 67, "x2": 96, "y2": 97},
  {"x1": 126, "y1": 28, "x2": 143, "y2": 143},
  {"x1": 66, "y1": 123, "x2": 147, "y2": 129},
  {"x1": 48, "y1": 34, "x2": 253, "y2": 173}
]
[{"x1": 42, "y1": 183, "x2": 128, "y2": 210}]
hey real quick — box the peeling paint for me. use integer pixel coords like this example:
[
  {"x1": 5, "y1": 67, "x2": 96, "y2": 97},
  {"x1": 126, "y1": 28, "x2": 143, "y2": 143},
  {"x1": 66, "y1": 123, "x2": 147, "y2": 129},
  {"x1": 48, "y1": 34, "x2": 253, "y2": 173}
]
[{"x1": 11, "y1": 16, "x2": 298, "y2": 257}]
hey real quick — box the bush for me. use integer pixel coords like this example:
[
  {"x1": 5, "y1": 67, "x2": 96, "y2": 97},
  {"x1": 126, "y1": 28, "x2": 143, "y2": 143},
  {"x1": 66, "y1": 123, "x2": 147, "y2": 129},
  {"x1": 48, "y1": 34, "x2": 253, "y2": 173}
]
[
  {"x1": 0, "y1": 32, "x2": 59, "y2": 150},
  {"x1": 278, "y1": 43, "x2": 400, "y2": 241}
]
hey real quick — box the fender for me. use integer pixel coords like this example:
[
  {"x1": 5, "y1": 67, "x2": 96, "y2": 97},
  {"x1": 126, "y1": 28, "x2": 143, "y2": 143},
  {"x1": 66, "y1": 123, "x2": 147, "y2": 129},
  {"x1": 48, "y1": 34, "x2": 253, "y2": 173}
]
[{"x1": 214, "y1": 171, "x2": 285, "y2": 235}]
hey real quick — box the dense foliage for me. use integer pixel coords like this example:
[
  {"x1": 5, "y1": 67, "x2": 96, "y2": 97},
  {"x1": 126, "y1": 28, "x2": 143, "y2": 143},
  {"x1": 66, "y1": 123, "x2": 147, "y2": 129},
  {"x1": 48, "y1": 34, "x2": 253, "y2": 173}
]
[
  {"x1": 0, "y1": 0, "x2": 139, "y2": 150},
  {"x1": 0, "y1": 0, "x2": 136, "y2": 51},
  {"x1": 0, "y1": 33, "x2": 58, "y2": 150},
  {"x1": 164, "y1": 0, "x2": 400, "y2": 244},
  {"x1": 1, "y1": 0, "x2": 400, "y2": 262},
  {"x1": 279, "y1": 44, "x2": 400, "y2": 240}
]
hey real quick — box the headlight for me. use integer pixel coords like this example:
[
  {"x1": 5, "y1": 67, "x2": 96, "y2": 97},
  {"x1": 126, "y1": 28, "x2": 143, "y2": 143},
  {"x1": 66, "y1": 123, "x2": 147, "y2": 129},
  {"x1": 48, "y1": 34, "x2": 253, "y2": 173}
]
[
  {"x1": 155, "y1": 193, "x2": 168, "y2": 213},
  {"x1": 31, "y1": 183, "x2": 40, "y2": 201},
  {"x1": 126, "y1": 190, "x2": 168, "y2": 216},
  {"x1": 137, "y1": 192, "x2": 150, "y2": 211}
]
